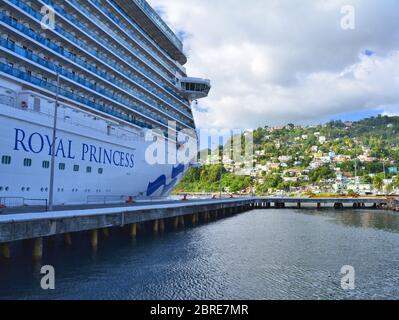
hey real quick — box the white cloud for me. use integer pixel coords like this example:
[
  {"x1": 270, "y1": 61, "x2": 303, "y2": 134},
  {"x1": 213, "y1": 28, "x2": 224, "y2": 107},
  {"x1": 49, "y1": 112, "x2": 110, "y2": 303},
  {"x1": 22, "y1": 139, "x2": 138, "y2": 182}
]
[{"x1": 149, "y1": 0, "x2": 399, "y2": 129}]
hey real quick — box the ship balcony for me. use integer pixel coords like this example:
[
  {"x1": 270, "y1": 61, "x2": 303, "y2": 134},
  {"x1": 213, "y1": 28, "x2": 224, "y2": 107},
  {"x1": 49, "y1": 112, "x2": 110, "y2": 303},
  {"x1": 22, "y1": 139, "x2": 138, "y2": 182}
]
[{"x1": 180, "y1": 77, "x2": 211, "y2": 101}]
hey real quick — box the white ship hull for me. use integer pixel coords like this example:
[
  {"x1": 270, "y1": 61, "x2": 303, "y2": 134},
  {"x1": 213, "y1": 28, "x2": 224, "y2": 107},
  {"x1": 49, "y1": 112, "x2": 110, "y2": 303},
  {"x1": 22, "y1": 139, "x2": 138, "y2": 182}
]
[{"x1": 0, "y1": 99, "x2": 188, "y2": 206}]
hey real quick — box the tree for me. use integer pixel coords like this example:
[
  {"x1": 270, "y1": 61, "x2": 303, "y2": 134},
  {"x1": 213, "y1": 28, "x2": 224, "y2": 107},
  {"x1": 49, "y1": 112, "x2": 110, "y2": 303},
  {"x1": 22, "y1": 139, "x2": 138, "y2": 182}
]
[
  {"x1": 373, "y1": 175, "x2": 384, "y2": 191},
  {"x1": 392, "y1": 176, "x2": 399, "y2": 189}
]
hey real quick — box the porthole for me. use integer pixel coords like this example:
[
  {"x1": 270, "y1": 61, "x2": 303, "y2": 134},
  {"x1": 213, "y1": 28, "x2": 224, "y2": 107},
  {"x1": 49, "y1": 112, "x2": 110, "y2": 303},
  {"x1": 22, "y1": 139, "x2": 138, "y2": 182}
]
[
  {"x1": 23, "y1": 158, "x2": 32, "y2": 167},
  {"x1": 1, "y1": 155, "x2": 11, "y2": 165}
]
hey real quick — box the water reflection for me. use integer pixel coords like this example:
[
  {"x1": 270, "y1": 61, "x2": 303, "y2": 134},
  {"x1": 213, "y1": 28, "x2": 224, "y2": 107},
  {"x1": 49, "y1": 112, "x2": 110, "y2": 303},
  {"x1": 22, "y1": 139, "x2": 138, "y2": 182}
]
[
  {"x1": 301, "y1": 209, "x2": 399, "y2": 233},
  {"x1": 0, "y1": 209, "x2": 398, "y2": 300}
]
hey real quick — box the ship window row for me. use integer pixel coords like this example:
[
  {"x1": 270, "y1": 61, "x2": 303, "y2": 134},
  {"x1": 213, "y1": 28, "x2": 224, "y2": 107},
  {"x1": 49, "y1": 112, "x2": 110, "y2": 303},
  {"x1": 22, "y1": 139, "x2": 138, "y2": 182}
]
[
  {"x1": 5, "y1": 0, "x2": 188, "y2": 110},
  {"x1": 0, "y1": 156, "x2": 104, "y2": 174},
  {"x1": 0, "y1": 17, "x2": 192, "y2": 121},
  {"x1": 0, "y1": 186, "x2": 105, "y2": 193}
]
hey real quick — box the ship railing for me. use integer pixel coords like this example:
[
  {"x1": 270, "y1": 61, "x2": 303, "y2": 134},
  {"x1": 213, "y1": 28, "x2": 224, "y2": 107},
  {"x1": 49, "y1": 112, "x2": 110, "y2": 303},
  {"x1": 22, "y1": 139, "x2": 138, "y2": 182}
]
[
  {"x1": 0, "y1": 197, "x2": 48, "y2": 210},
  {"x1": 0, "y1": 62, "x2": 160, "y2": 133},
  {"x1": 0, "y1": 96, "x2": 143, "y2": 142}
]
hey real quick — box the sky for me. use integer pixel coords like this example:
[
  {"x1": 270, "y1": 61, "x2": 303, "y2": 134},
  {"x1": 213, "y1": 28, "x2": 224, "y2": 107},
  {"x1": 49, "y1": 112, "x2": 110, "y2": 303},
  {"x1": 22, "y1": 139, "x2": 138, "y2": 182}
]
[{"x1": 148, "y1": 0, "x2": 399, "y2": 130}]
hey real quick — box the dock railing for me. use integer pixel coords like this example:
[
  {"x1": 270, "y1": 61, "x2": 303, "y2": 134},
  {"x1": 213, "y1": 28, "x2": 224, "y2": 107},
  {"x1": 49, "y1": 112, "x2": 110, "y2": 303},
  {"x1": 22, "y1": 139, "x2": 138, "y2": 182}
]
[{"x1": 0, "y1": 197, "x2": 48, "y2": 210}]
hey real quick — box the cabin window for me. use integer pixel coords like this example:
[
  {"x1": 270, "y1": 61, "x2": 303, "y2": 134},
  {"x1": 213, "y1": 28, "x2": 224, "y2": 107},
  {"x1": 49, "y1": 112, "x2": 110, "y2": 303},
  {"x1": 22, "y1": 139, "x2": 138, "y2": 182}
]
[
  {"x1": 73, "y1": 165, "x2": 80, "y2": 172},
  {"x1": 42, "y1": 161, "x2": 50, "y2": 169},
  {"x1": 86, "y1": 166, "x2": 92, "y2": 173},
  {"x1": 1, "y1": 155, "x2": 11, "y2": 165},
  {"x1": 59, "y1": 163, "x2": 66, "y2": 170},
  {"x1": 23, "y1": 158, "x2": 32, "y2": 167},
  {"x1": 98, "y1": 168, "x2": 103, "y2": 174}
]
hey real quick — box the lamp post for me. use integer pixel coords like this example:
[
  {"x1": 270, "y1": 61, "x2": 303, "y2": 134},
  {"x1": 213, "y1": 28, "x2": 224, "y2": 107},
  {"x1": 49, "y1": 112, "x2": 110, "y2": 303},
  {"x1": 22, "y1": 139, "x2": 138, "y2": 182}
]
[
  {"x1": 219, "y1": 143, "x2": 223, "y2": 198},
  {"x1": 48, "y1": 65, "x2": 60, "y2": 211}
]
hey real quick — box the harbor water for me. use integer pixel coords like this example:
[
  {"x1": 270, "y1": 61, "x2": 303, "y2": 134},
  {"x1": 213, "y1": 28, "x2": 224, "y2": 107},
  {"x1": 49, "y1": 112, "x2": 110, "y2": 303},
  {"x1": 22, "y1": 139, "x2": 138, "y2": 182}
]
[{"x1": 0, "y1": 208, "x2": 399, "y2": 300}]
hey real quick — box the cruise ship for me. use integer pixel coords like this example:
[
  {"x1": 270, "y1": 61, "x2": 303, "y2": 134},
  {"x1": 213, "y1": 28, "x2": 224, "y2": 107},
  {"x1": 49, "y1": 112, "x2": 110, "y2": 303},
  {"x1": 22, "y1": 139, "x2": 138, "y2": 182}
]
[{"x1": 0, "y1": 0, "x2": 210, "y2": 206}]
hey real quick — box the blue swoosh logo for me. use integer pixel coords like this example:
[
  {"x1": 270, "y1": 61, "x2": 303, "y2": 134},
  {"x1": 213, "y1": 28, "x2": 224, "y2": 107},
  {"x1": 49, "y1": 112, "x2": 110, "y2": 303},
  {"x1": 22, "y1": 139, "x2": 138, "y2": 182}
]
[{"x1": 146, "y1": 164, "x2": 186, "y2": 196}]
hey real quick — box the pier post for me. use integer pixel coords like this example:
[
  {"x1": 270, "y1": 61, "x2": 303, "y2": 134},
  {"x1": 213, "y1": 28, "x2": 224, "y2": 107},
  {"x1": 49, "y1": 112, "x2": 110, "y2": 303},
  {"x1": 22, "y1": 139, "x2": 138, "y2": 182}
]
[
  {"x1": 102, "y1": 228, "x2": 110, "y2": 238},
  {"x1": 90, "y1": 230, "x2": 98, "y2": 248},
  {"x1": 179, "y1": 216, "x2": 185, "y2": 228},
  {"x1": 160, "y1": 219, "x2": 165, "y2": 232},
  {"x1": 317, "y1": 203, "x2": 321, "y2": 209},
  {"x1": 174, "y1": 217, "x2": 179, "y2": 229},
  {"x1": 191, "y1": 214, "x2": 197, "y2": 225},
  {"x1": 1, "y1": 243, "x2": 10, "y2": 259},
  {"x1": 64, "y1": 233, "x2": 72, "y2": 246},
  {"x1": 297, "y1": 202, "x2": 301, "y2": 209},
  {"x1": 32, "y1": 238, "x2": 43, "y2": 260},
  {"x1": 153, "y1": 220, "x2": 159, "y2": 234},
  {"x1": 130, "y1": 224, "x2": 137, "y2": 238}
]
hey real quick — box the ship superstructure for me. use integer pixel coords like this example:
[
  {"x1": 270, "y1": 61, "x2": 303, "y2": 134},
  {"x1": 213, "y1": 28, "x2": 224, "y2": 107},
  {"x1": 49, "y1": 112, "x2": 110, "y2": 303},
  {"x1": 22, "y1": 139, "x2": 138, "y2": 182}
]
[{"x1": 0, "y1": 0, "x2": 210, "y2": 205}]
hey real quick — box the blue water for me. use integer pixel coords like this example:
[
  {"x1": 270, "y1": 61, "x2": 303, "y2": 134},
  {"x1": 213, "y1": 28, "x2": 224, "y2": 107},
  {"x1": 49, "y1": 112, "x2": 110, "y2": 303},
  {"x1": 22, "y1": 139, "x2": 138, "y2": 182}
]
[{"x1": 1, "y1": 209, "x2": 399, "y2": 300}]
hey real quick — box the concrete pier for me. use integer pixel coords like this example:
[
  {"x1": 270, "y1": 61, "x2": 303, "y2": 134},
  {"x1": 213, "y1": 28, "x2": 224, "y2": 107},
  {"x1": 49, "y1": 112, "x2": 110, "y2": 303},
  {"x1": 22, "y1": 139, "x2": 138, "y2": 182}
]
[{"x1": 0, "y1": 197, "x2": 392, "y2": 260}]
